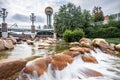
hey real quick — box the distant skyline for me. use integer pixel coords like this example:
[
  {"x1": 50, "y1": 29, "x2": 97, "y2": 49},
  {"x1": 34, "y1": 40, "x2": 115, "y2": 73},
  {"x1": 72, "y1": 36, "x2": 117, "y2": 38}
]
[{"x1": 0, "y1": 0, "x2": 120, "y2": 27}]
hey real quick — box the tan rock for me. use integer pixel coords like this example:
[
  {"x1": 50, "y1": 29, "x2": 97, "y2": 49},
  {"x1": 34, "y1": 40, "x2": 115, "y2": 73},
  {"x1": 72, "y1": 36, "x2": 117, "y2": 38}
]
[
  {"x1": 0, "y1": 59, "x2": 26, "y2": 79},
  {"x1": 69, "y1": 42, "x2": 80, "y2": 47},
  {"x1": 63, "y1": 50, "x2": 80, "y2": 57},
  {"x1": 106, "y1": 49, "x2": 114, "y2": 54},
  {"x1": 38, "y1": 45, "x2": 45, "y2": 49},
  {"x1": 3, "y1": 40, "x2": 14, "y2": 49},
  {"x1": 24, "y1": 57, "x2": 51, "y2": 76},
  {"x1": 70, "y1": 47, "x2": 85, "y2": 54},
  {"x1": 8, "y1": 35, "x2": 17, "y2": 44},
  {"x1": 82, "y1": 54, "x2": 98, "y2": 63},
  {"x1": 115, "y1": 44, "x2": 120, "y2": 51},
  {"x1": 51, "y1": 54, "x2": 73, "y2": 70},
  {"x1": 79, "y1": 67, "x2": 103, "y2": 77},
  {"x1": 84, "y1": 47, "x2": 92, "y2": 53},
  {"x1": 79, "y1": 38, "x2": 92, "y2": 48},
  {"x1": 92, "y1": 38, "x2": 109, "y2": 51},
  {"x1": 52, "y1": 54, "x2": 73, "y2": 63},
  {"x1": 26, "y1": 40, "x2": 34, "y2": 45},
  {"x1": 38, "y1": 42, "x2": 50, "y2": 47}
]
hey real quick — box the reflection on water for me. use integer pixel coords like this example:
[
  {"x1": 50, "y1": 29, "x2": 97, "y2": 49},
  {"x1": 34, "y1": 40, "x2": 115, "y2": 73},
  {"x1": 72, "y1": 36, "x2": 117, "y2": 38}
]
[{"x1": 0, "y1": 42, "x2": 69, "y2": 59}]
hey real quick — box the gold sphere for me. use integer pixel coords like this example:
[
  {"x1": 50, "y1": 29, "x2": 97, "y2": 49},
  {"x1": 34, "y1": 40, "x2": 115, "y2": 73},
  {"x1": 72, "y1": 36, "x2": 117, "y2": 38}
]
[{"x1": 45, "y1": 7, "x2": 53, "y2": 15}]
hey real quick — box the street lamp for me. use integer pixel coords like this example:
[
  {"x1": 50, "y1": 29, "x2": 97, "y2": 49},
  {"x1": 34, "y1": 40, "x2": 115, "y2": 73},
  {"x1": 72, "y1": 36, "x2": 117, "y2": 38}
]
[
  {"x1": 0, "y1": 8, "x2": 8, "y2": 38},
  {"x1": 0, "y1": 8, "x2": 8, "y2": 23},
  {"x1": 53, "y1": 13, "x2": 57, "y2": 39},
  {"x1": 30, "y1": 13, "x2": 36, "y2": 39},
  {"x1": 30, "y1": 13, "x2": 36, "y2": 25}
]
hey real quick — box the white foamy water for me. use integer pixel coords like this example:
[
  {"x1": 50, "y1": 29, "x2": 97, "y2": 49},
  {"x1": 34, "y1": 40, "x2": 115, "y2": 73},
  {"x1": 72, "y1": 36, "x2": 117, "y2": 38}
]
[{"x1": 18, "y1": 48, "x2": 120, "y2": 80}]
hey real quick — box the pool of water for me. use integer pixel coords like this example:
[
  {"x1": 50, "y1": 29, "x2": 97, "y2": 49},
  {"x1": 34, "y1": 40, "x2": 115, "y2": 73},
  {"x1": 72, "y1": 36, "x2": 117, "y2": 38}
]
[{"x1": 0, "y1": 42, "x2": 69, "y2": 59}]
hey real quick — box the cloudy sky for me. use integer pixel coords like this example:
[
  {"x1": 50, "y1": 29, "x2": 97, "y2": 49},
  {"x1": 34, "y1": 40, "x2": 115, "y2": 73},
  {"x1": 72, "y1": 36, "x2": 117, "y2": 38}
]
[{"x1": 0, "y1": 0, "x2": 120, "y2": 27}]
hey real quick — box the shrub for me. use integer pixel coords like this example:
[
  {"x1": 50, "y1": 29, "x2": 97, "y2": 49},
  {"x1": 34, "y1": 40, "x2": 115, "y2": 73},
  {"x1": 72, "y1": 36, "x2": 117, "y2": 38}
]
[{"x1": 63, "y1": 29, "x2": 84, "y2": 42}]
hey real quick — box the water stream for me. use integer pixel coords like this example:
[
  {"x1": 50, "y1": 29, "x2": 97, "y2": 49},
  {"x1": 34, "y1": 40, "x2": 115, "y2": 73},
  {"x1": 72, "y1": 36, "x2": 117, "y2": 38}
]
[
  {"x1": 19, "y1": 48, "x2": 120, "y2": 80},
  {"x1": 0, "y1": 42, "x2": 120, "y2": 80}
]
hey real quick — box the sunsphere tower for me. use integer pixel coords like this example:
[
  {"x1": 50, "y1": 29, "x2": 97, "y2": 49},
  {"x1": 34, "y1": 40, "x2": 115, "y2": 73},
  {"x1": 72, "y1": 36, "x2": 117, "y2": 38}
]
[{"x1": 45, "y1": 7, "x2": 53, "y2": 28}]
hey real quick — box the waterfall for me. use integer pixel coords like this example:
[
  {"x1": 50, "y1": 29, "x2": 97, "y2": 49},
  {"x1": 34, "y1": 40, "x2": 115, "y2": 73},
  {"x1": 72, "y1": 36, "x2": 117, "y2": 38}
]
[{"x1": 17, "y1": 48, "x2": 120, "y2": 80}]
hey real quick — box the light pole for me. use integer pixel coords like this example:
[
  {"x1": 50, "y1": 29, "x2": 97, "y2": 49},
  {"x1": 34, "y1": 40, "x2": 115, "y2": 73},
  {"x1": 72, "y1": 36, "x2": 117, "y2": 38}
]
[
  {"x1": 30, "y1": 13, "x2": 36, "y2": 39},
  {"x1": 0, "y1": 8, "x2": 8, "y2": 38},
  {"x1": 53, "y1": 13, "x2": 57, "y2": 39}
]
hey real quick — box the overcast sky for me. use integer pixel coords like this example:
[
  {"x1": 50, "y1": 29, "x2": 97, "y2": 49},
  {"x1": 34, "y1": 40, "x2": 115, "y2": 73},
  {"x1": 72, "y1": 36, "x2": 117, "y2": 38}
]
[{"x1": 0, "y1": 0, "x2": 120, "y2": 27}]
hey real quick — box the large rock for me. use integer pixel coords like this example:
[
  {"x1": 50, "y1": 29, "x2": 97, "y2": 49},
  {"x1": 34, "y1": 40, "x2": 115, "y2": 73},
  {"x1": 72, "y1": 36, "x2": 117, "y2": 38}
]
[
  {"x1": 79, "y1": 67, "x2": 103, "y2": 77},
  {"x1": 79, "y1": 38, "x2": 92, "y2": 48},
  {"x1": 0, "y1": 39, "x2": 5, "y2": 50},
  {"x1": 92, "y1": 38, "x2": 110, "y2": 51},
  {"x1": 8, "y1": 35, "x2": 17, "y2": 44},
  {"x1": 26, "y1": 40, "x2": 34, "y2": 45},
  {"x1": 0, "y1": 59, "x2": 27, "y2": 79},
  {"x1": 3, "y1": 39, "x2": 14, "y2": 49},
  {"x1": 69, "y1": 47, "x2": 85, "y2": 54},
  {"x1": 24, "y1": 57, "x2": 52, "y2": 76},
  {"x1": 115, "y1": 44, "x2": 120, "y2": 51},
  {"x1": 51, "y1": 54, "x2": 73, "y2": 70},
  {"x1": 69, "y1": 42, "x2": 80, "y2": 47},
  {"x1": 82, "y1": 54, "x2": 98, "y2": 63},
  {"x1": 38, "y1": 42, "x2": 51, "y2": 47},
  {"x1": 63, "y1": 50, "x2": 80, "y2": 57}
]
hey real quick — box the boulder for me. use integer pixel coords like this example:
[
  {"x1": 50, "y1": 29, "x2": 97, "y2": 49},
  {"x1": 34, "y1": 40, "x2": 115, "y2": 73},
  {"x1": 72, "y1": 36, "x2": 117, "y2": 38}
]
[
  {"x1": 84, "y1": 47, "x2": 92, "y2": 53},
  {"x1": 8, "y1": 35, "x2": 17, "y2": 44},
  {"x1": 51, "y1": 54, "x2": 73, "y2": 70},
  {"x1": 81, "y1": 54, "x2": 98, "y2": 63},
  {"x1": 63, "y1": 50, "x2": 80, "y2": 57},
  {"x1": 0, "y1": 59, "x2": 27, "y2": 79},
  {"x1": 79, "y1": 67, "x2": 103, "y2": 77},
  {"x1": 26, "y1": 40, "x2": 34, "y2": 45},
  {"x1": 69, "y1": 42, "x2": 80, "y2": 47},
  {"x1": 3, "y1": 40, "x2": 14, "y2": 49},
  {"x1": 0, "y1": 39, "x2": 5, "y2": 50},
  {"x1": 106, "y1": 49, "x2": 114, "y2": 54},
  {"x1": 69, "y1": 47, "x2": 85, "y2": 54},
  {"x1": 92, "y1": 38, "x2": 109, "y2": 51},
  {"x1": 115, "y1": 44, "x2": 120, "y2": 51},
  {"x1": 38, "y1": 45, "x2": 45, "y2": 49},
  {"x1": 38, "y1": 42, "x2": 51, "y2": 47},
  {"x1": 24, "y1": 57, "x2": 52, "y2": 76},
  {"x1": 79, "y1": 38, "x2": 92, "y2": 48}
]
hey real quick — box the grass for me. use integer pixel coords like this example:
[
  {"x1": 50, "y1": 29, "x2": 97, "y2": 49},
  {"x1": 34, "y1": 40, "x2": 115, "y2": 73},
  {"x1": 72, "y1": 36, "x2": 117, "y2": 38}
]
[
  {"x1": 104, "y1": 38, "x2": 120, "y2": 44},
  {"x1": 90, "y1": 38, "x2": 120, "y2": 44}
]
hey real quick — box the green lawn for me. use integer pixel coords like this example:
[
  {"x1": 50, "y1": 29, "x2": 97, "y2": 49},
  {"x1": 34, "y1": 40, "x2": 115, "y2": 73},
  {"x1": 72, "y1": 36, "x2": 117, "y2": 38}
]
[
  {"x1": 105, "y1": 38, "x2": 120, "y2": 44},
  {"x1": 90, "y1": 38, "x2": 120, "y2": 44}
]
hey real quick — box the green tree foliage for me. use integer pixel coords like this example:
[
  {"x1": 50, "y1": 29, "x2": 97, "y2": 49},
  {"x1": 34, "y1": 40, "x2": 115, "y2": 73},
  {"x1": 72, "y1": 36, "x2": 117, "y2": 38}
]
[
  {"x1": 92, "y1": 6, "x2": 104, "y2": 22},
  {"x1": 63, "y1": 29, "x2": 84, "y2": 42},
  {"x1": 54, "y1": 3, "x2": 93, "y2": 37},
  {"x1": 88, "y1": 20, "x2": 120, "y2": 38}
]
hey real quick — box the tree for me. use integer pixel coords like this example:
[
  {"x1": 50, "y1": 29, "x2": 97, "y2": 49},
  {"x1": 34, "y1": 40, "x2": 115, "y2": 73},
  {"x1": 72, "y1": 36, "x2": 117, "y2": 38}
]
[
  {"x1": 92, "y1": 6, "x2": 104, "y2": 22},
  {"x1": 54, "y1": 3, "x2": 93, "y2": 37}
]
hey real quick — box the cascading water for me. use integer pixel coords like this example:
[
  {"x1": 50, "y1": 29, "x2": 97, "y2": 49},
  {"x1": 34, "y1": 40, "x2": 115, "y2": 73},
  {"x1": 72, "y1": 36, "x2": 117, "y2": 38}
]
[{"x1": 18, "y1": 48, "x2": 120, "y2": 80}]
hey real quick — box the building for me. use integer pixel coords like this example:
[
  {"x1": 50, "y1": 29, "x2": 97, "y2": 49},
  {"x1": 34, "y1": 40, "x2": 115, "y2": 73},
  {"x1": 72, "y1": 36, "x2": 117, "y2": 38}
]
[{"x1": 104, "y1": 12, "x2": 120, "y2": 24}]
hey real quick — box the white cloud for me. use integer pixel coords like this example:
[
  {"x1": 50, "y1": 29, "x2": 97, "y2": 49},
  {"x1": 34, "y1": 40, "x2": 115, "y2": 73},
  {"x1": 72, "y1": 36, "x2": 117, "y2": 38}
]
[{"x1": 0, "y1": 0, "x2": 120, "y2": 27}]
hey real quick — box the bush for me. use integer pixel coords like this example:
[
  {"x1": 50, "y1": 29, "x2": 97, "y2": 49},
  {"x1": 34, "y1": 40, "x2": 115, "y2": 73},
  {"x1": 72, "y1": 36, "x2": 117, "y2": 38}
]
[
  {"x1": 88, "y1": 22, "x2": 120, "y2": 38},
  {"x1": 63, "y1": 29, "x2": 84, "y2": 42}
]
